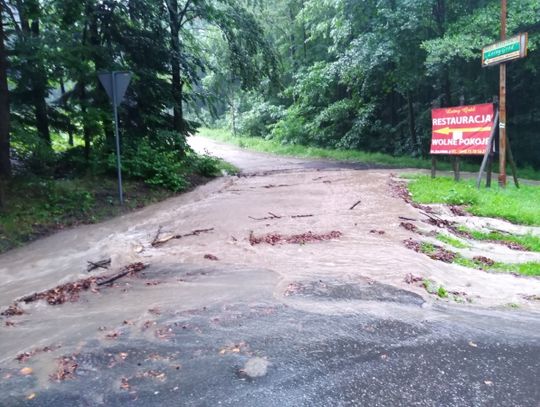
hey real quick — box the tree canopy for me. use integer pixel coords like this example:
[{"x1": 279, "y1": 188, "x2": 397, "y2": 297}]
[{"x1": 0, "y1": 0, "x2": 539, "y2": 188}]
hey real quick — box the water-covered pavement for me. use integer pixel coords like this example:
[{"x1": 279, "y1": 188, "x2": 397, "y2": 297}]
[{"x1": 0, "y1": 136, "x2": 539, "y2": 406}]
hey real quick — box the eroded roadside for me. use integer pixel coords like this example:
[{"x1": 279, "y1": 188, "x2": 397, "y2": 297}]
[{"x1": 1, "y1": 136, "x2": 539, "y2": 406}]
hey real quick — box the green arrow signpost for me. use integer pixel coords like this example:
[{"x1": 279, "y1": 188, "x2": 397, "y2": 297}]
[{"x1": 482, "y1": 33, "x2": 528, "y2": 67}]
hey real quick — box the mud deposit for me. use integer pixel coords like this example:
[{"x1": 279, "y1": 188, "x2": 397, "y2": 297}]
[{"x1": 0, "y1": 136, "x2": 539, "y2": 406}]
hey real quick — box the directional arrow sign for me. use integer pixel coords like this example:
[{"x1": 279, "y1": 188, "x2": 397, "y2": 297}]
[
  {"x1": 482, "y1": 33, "x2": 528, "y2": 67},
  {"x1": 430, "y1": 103, "x2": 495, "y2": 156},
  {"x1": 434, "y1": 126, "x2": 493, "y2": 135}
]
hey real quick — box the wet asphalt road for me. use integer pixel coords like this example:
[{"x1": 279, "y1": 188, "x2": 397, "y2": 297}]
[
  {"x1": 1, "y1": 137, "x2": 540, "y2": 406},
  {"x1": 2, "y1": 264, "x2": 540, "y2": 407}
]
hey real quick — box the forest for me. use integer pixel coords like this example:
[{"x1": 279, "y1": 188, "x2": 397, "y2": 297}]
[{"x1": 0, "y1": 0, "x2": 539, "y2": 249}]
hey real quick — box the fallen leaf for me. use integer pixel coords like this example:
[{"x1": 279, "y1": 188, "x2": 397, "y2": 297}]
[
  {"x1": 27, "y1": 393, "x2": 36, "y2": 400},
  {"x1": 20, "y1": 367, "x2": 33, "y2": 376},
  {"x1": 484, "y1": 380, "x2": 493, "y2": 386},
  {"x1": 468, "y1": 341, "x2": 478, "y2": 348}
]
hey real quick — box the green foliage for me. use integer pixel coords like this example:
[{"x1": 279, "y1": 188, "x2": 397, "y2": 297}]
[
  {"x1": 422, "y1": 279, "x2": 448, "y2": 299},
  {"x1": 408, "y1": 176, "x2": 540, "y2": 226},
  {"x1": 270, "y1": 106, "x2": 307, "y2": 144},
  {"x1": 237, "y1": 98, "x2": 285, "y2": 138},
  {"x1": 120, "y1": 139, "x2": 188, "y2": 192},
  {"x1": 458, "y1": 227, "x2": 540, "y2": 253},
  {"x1": 437, "y1": 234, "x2": 470, "y2": 249}
]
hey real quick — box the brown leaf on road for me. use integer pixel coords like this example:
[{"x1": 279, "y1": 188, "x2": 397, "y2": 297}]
[
  {"x1": 204, "y1": 254, "x2": 219, "y2": 261},
  {"x1": 20, "y1": 367, "x2": 33, "y2": 376}
]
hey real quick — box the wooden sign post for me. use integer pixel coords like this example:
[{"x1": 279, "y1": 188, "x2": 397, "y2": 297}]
[{"x1": 481, "y1": 0, "x2": 528, "y2": 187}]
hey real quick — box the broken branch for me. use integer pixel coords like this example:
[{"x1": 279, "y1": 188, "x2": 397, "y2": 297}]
[{"x1": 349, "y1": 200, "x2": 362, "y2": 210}]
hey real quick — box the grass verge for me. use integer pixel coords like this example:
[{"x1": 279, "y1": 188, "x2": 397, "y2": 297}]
[
  {"x1": 437, "y1": 233, "x2": 470, "y2": 249},
  {"x1": 407, "y1": 175, "x2": 540, "y2": 226},
  {"x1": 419, "y1": 242, "x2": 540, "y2": 277},
  {"x1": 457, "y1": 227, "x2": 540, "y2": 252}
]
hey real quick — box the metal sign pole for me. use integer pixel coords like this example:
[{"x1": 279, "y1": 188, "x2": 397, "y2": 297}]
[
  {"x1": 498, "y1": 0, "x2": 507, "y2": 187},
  {"x1": 112, "y1": 72, "x2": 124, "y2": 205}
]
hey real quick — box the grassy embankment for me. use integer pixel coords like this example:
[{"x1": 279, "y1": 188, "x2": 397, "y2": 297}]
[
  {"x1": 407, "y1": 175, "x2": 540, "y2": 277},
  {"x1": 0, "y1": 136, "x2": 237, "y2": 253},
  {"x1": 199, "y1": 128, "x2": 540, "y2": 180}
]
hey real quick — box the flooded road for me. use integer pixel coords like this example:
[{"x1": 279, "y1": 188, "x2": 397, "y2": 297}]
[{"x1": 1, "y1": 135, "x2": 539, "y2": 406}]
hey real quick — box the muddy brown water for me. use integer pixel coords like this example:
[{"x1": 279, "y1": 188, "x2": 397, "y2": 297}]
[{"x1": 1, "y1": 135, "x2": 539, "y2": 405}]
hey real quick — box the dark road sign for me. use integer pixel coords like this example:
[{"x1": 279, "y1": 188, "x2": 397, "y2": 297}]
[{"x1": 98, "y1": 72, "x2": 131, "y2": 107}]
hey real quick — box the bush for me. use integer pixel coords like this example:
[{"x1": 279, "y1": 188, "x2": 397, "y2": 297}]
[
  {"x1": 269, "y1": 106, "x2": 307, "y2": 145},
  {"x1": 237, "y1": 99, "x2": 285, "y2": 138},
  {"x1": 120, "y1": 138, "x2": 188, "y2": 192}
]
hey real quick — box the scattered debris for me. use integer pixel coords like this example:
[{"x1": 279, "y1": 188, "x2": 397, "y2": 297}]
[
  {"x1": 262, "y1": 184, "x2": 290, "y2": 189},
  {"x1": 249, "y1": 212, "x2": 314, "y2": 221},
  {"x1": 1, "y1": 304, "x2": 25, "y2": 317},
  {"x1": 523, "y1": 294, "x2": 540, "y2": 301},
  {"x1": 249, "y1": 212, "x2": 281, "y2": 221},
  {"x1": 141, "y1": 370, "x2": 167, "y2": 381},
  {"x1": 151, "y1": 227, "x2": 214, "y2": 247},
  {"x1": 404, "y1": 273, "x2": 423, "y2": 284},
  {"x1": 50, "y1": 355, "x2": 78, "y2": 381},
  {"x1": 399, "y1": 216, "x2": 417, "y2": 222},
  {"x1": 5, "y1": 320, "x2": 16, "y2": 327},
  {"x1": 120, "y1": 377, "x2": 131, "y2": 390},
  {"x1": 105, "y1": 331, "x2": 120, "y2": 340},
  {"x1": 421, "y1": 211, "x2": 453, "y2": 229},
  {"x1": 369, "y1": 230, "x2": 385, "y2": 235},
  {"x1": 16, "y1": 346, "x2": 60, "y2": 363},
  {"x1": 429, "y1": 247, "x2": 456, "y2": 263},
  {"x1": 450, "y1": 206, "x2": 468, "y2": 217},
  {"x1": 403, "y1": 238, "x2": 421, "y2": 252},
  {"x1": 0, "y1": 262, "x2": 148, "y2": 317},
  {"x1": 219, "y1": 341, "x2": 249, "y2": 355},
  {"x1": 349, "y1": 200, "x2": 362, "y2": 210},
  {"x1": 473, "y1": 256, "x2": 495, "y2": 267},
  {"x1": 87, "y1": 258, "x2": 111, "y2": 272},
  {"x1": 204, "y1": 254, "x2": 219, "y2": 261},
  {"x1": 284, "y1": 282, "x2": 306, "y2": 296},
  {"x1": 400, "y1": 222, "x2": 418, "y2": 233},
  {"x1": 468, "y1": 341, "x2": 478, "y2": 348},
  {"x1": 96, "y1": 262, "x2": 148, "y2": 286},
  {"x1": 249, "y1": 231, "x2": 342, "y2": 246},
  {"x1": 155, "y1": 327, "x2": 174, "y2": 340}
]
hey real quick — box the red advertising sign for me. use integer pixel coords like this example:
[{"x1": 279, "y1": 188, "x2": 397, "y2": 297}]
[{"x1": 431, "y1": 103, "x2": 495, "y2": 155}]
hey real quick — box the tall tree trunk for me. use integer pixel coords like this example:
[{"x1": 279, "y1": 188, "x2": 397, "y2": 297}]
[
  {"x1": 0, "y1": 7, "x2": 10, "y2": 209},
  {"x1": 168, "y1": 0, "x2": 185, "y2": 134},
  {"x1": 16, "y1": 1, "x2": 51, "y2": 145},
  {"x1": 31, "y1": 20, "x2": 50, "y2": 144},
  {"x1": 86, "y1": 4, "x2": 114, "y2": 148},
  {"x1": 0, "y1": 7, "x2": 10, "y2": 175},
  {"x1": 407, "y1": 91, "x2": 418, "y2": 152}
]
